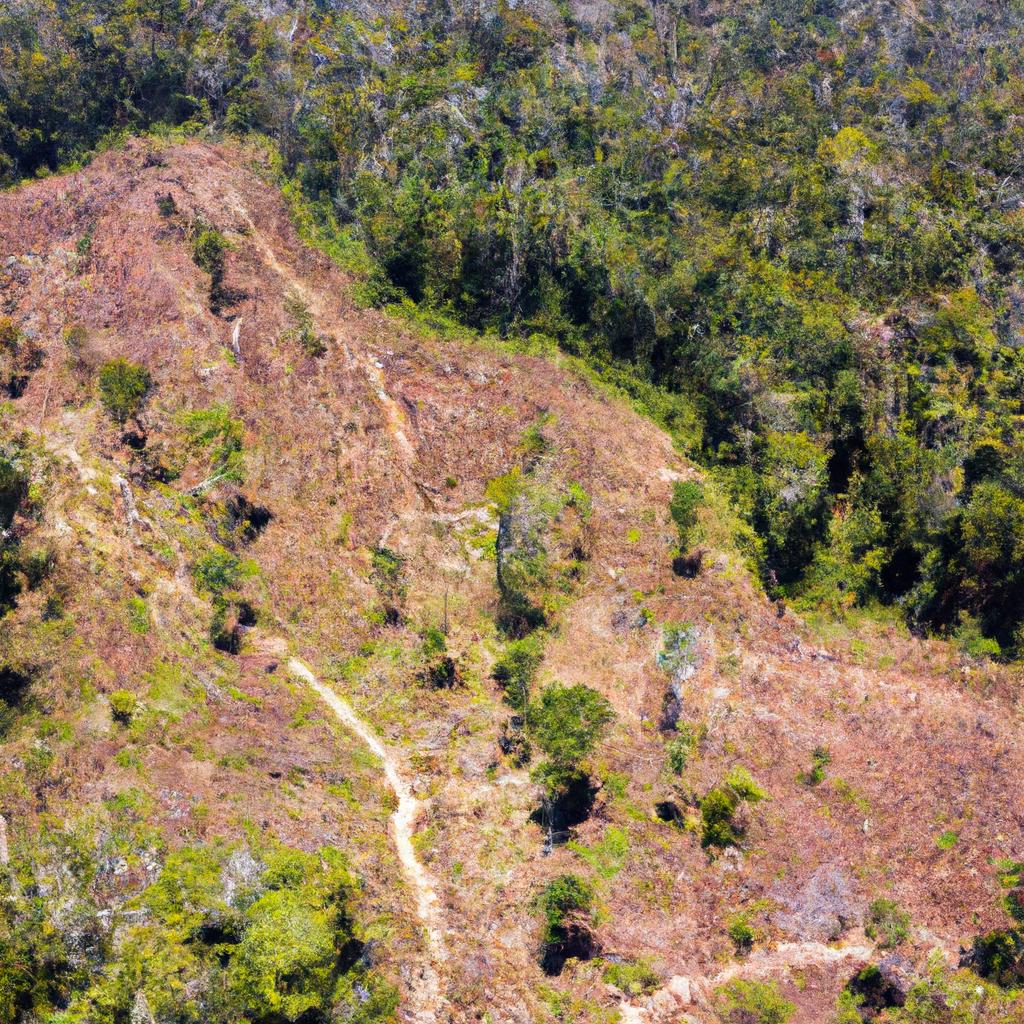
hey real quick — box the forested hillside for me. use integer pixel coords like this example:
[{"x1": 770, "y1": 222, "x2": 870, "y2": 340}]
[{"x1": 5, "y1": 0, "x2": 1024, "y2": 650}]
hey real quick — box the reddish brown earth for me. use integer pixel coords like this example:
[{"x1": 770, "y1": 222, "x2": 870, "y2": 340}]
[{"x1": 1, "y1": 138, "x2": 1022, "y2": 1023}]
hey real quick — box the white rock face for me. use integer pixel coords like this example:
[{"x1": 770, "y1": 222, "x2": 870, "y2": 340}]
[{"x1": 666, "y1": 975, "x2": 692, "y2": 1006}]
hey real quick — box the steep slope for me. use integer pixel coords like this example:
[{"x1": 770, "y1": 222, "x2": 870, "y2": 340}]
[{"x1": 0, "y1": 139, "x2": 1022, "y2": 1024}]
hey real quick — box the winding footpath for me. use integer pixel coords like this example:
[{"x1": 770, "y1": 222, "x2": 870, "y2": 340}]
[{"x1": 285, "y1": 658, "x2": 446, "y2": 1023}]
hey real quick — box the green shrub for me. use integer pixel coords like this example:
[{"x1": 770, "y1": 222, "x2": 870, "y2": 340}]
[
  {"x1": 701, "y1": 767, "x2": 767, "y2": 849},
  {"x1": 109, "y1": 689, "x2": 137, "y2": 723},
  {"x1": 527, "y1": 683, "x2": 614, "y2": 796},
  {"x1": 669, "y1": 480, "x2": 704, "y2": 549},
  {"x1": 192, "y1": 548, "x2": 243, "y2": 596},
  {"x1": 798, "y1": 745, "x2": 832, "y2": 786},
  {"x1": 866, "y1": 898, "x2": 910, "y2": 948},
  {"x1": 727, "y1": 911, "x2": 756, "y2": 953},
  {"x1": 493, "y1": 635, "x2": 543, "y2": 711},
  {"x1": 535, "y1": 874, "x2": 594, "y2": 945},
  {"x1": 192, "y1": 228, "x2": 226, "y2": 280},
  {"x1": 603, "y1": 957, "x2": 660, "y2": 996},
  {"x1": 714, "y1": 978, "x2": 795, "y2": 1024},
  {"x1": 98, "y1": 359, "x2": 151, "y2": 424}
]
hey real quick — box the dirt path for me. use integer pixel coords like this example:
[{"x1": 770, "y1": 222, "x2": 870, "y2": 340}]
[{"x1": 285, "y1": 658, "x2": 446, "y2": 1023}]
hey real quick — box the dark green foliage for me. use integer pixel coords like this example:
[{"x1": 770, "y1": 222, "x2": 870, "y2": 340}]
[
  {"x1": 191, "y1": 549, "x2": 243, "y2": 597},
  {"x1": 968, "y1": 929, "x2": 1024, "y2": 988},
  {"x1": 192, "y1": 227, "x2": 228, "y2": 308},
  {"x1": 798, "y1": 746, "x2": 832, "y2": 787},
  {"x1": 700, "y1": 767, "x2": 767, "y2": 850},
  {"x1": 526, "y1": 683, "x2": 614, "y2": 796},
  {"x1": 535, "y1": 874, "x2": 594, "y2": 946},
  {"x1": 97, "y1": 359, "x2": 151, "y2": 425},
  {"x1": 866, "y1": 898, "x2": 911, "y2": 949}
]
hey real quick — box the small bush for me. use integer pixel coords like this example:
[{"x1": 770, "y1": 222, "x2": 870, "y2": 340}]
[
  {"x1": 669, "y1": 479, "x2": 704, "y2": 549},
  {"x1": 603, "y1": 957, "x2": 660, "y2": 996},
  {"x1": 192, "y1": 228, "x2": 227, "y2": 280},
  {"x1": 866, "y1": 898, "x2": 910, "y2": 948},
  {"x1": 98, "y1": 358, "x2": 151, "y2": 424},
  {"x1": 493, "y1": 635, "x2": 543, "y2": 711},
  {"x1": 535, "y1": 873, "x2": 593, "y2": 945},
  {"x1": 701, "y1": 767, "x2": 767, "y2": 850},
  {"x1": 714, "y1": 978, "x2": 795, "y2": 1024},
  {"x1": 156, "y1": 193, "x2": 177, "y2": 217},
  {"x1": 727, "y1": 911, "x2": 756, "y2": 953},
  {"x1": 665, "y1": 723, "x2": 700, "y2": 775},
  {"x1": 798, "y1": 745, "x2": 832, "y2": 786},
  {"x1": 110, "y1": 689, "x2": 137, "y2": 724}
]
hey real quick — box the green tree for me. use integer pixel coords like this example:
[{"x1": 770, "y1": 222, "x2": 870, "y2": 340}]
[
  {"x1": 527, "y1": 683, "x2": 614, "y2": 795},
  {"x1": 98, "y1": 359, "x2": 151, "y2": 425}
]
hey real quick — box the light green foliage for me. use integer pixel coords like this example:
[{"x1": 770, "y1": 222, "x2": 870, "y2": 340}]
[
  {"x1": 602, "y1": 958, "x2": 659, "y2": 996},
  {"x1": 726, "y1": 911, "x2": 756, "y2": 953},
  {"x1": 492, "y1": 634, "x2": 543, "y2": 711},
  {"x1": 701, "y1": 767, "x2": 768, "y2": 850},
  {"x1": 526, "y1": 683, "x2": 614, "y2": 796},
  {"x1": 865, "y1": 898, "x2": 910, "y2": 948},
  {"x1": 191, "y1": 548, "x2": 246, "y2": 597},
  {"x1": 126, "y1": 595, "x2": 149, "y2": 634},
  {"x1": 714, "y1": 979, "x2": 795, "y2": 1024},
  {"x1": 181, "y1": 403, "x2": 245, "y2": 489},
  {"x1": 568, "y1": 826, "x2": 629, "y2": 881},
  {"x1": 665, "y1": 724, "x2": 699, "y2": 776},
  {"x1": 109, "y1": 689, "x2": 137, "y2": 723},
  {"x1": 936, "y1": 830, "x2": 959, "y2": 851},
  {"x1": 884, "y1": 955, "x2": 1024, "y2": 1022},
  {"x1": 98, "y1": 359, "x2": 151, "y2": 425}
]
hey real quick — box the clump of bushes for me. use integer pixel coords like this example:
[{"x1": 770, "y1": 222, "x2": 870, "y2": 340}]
[
  {"x1": 98, "y1": 358, "x2": 151, "y2": 425},
  {"x1": 603, "y1": 957, "x2": 660, "y2": 996},
  {"x1": 866, "y1": 898, "x2": 910, "y2": 949},
  {"x1": 714, "y1": 978, "x2": 794, "y2": 1024},
  {"x1": 700, "y1": 766, "x2": 768, "y2": 850}
]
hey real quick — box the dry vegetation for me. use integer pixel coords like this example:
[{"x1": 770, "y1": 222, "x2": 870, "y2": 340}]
[{"x1": 0, "y1": 139, "x2": 1022, "y2": 1023}]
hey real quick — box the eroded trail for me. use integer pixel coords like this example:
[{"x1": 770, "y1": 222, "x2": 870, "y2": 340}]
[{"x1": 285, "y1": 658, "x2": 446, "y2": 1023}]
